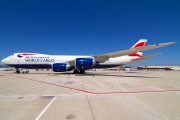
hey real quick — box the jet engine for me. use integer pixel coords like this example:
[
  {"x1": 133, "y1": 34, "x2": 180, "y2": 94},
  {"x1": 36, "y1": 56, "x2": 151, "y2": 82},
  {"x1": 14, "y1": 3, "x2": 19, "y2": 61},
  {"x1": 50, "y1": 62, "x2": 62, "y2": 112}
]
[
  {"x1": 52, "y1": 63, "x2": 71, "y2": 72},
  {"x1": 75, "y1": 58, "x2": 96, "y2": 70}
]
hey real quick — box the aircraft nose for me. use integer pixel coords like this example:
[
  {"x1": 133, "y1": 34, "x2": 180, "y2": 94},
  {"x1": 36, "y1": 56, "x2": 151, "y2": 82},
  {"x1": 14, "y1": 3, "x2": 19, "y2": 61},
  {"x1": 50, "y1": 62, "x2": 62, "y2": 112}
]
[{"x1": 1, "y1": 57, "x2": 9, "y2": 64}]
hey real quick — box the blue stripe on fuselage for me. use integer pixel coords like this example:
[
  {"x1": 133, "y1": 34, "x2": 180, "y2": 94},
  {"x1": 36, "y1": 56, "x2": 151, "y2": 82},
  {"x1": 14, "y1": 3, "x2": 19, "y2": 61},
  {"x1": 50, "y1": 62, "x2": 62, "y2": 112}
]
[
  {"x1": 93, "y1": 64, "x2": 124, "y2": 68},
  {"x1": 6, "y1": 64, "x2": 123, "y2": 69}
]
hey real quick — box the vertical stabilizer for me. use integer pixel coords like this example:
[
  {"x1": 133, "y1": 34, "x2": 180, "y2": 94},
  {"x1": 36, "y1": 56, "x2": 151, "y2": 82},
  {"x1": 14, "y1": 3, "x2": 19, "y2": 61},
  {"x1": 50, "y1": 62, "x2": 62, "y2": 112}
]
[
  {"x1": 129, "y1": 39, "x2": 147, "y2": 57},
  {"x1": 131, "y1": 39, "x2": 147, "y2": 49}
]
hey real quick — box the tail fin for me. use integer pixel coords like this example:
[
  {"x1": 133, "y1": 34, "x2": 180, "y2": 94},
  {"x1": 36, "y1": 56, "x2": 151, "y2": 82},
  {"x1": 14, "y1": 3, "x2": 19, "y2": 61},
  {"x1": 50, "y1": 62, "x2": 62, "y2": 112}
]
[
  {"x1": 129, "y1": 39, "x2": 147, "y2": 58},
  {"x1": 130, "y1": 39, "x2": 147, "y2": 49}
]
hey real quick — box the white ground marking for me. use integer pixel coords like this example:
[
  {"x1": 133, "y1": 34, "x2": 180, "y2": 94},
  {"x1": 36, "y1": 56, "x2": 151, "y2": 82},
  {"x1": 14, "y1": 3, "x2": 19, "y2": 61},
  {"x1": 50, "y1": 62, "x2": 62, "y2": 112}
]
[{"x1": 35, "y1": 95, "x2": 57, "y2": 120}]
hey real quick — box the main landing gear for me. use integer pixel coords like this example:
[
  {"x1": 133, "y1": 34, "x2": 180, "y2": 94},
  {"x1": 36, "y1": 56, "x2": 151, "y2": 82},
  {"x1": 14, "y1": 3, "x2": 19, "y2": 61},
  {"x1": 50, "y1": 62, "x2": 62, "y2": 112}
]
[
  {"x1": 14, "y1": 68, "x2": 20, "y2": 74},
  {"x1": 80, "y1": 69, "x2": 85, "y2": 74},
  {"x1": 73, "y1": 69, "x2": 86, "y2": 74}
]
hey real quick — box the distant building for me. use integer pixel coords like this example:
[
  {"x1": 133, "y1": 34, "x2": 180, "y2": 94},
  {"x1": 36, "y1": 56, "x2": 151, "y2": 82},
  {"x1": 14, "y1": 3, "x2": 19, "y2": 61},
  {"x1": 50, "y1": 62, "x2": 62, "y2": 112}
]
[
  {"x1": 137, "y1": 66, "x2": 180, "y2": 71},
  {"x1": 92, "y1": 66, "x2": 180, "y2": 71}
]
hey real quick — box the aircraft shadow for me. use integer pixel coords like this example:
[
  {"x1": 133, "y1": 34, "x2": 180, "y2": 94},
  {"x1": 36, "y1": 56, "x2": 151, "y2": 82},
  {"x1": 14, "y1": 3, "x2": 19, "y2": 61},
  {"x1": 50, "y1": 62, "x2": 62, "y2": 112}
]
[
  {"x1": 75, "y1": 73, "x2": 160, "y2": 78},
  {"x1": 7, "y1": 71, "x2": 160, "y2": 78}
]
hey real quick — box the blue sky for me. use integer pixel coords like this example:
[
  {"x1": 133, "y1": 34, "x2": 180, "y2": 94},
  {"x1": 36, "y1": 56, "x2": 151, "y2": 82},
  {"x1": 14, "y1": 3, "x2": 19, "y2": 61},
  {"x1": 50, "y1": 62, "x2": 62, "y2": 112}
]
[{"x1": 0, "y1": 0, "x2": 179, "y2": 66}]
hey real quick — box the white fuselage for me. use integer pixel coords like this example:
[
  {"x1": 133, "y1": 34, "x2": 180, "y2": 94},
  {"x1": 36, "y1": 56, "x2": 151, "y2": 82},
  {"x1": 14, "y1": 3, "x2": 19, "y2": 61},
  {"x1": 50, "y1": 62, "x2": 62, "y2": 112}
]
[{"x1": 1, "y1": 53, "x2": 138, "y2": 69}]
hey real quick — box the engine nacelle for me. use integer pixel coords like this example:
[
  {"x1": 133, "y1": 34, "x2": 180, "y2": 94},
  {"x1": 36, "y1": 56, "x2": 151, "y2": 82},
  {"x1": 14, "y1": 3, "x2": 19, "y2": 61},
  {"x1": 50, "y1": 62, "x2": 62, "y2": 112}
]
[
  {"x1": 52, "y1": 63, "x2": 70, "y2": 72},
  {"x1": 75, "y1": 58, "x2": 95, "y2": 70}
]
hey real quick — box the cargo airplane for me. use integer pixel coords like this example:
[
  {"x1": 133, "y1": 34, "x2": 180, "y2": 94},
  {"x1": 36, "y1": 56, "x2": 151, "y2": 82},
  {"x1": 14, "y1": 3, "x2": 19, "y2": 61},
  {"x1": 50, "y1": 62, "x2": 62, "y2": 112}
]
[{"x1": 1, "y1": 39, "x2": 176, "y2": 74}]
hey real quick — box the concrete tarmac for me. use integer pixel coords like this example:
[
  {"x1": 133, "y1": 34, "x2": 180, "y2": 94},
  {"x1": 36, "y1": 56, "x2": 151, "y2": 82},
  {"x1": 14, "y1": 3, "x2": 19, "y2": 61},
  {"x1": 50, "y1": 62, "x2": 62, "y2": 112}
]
[{"x1": 0, "y1": 70, "x2": 180, "y2": 120}]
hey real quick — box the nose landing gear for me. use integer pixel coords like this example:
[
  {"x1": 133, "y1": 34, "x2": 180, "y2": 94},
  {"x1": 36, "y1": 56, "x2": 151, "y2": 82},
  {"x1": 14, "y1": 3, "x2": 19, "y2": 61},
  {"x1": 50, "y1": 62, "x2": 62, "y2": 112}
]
[{"x1": 14, "y1": 68, "x2": 20, "y2": 74}]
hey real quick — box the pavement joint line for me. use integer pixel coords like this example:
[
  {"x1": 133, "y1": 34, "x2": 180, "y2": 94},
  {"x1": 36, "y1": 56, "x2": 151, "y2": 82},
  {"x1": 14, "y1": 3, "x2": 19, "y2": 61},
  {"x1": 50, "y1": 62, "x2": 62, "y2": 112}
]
[
  {"x1": 11, "y1": 75, "x2": 180, "y2": 95},
  {"x1": 80, "y1": 76, "x2": 95, "y2": 120},
  {"x1": 35, "y1": 95, "x2": 57, "y2": 120}
]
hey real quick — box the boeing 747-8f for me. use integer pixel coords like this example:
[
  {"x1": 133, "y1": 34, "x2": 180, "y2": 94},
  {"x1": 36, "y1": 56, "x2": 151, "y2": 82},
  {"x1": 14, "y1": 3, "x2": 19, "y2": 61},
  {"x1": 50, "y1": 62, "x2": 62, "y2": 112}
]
[{"x1": 1, "y1": 39, "x2": 176, "y2": 74}]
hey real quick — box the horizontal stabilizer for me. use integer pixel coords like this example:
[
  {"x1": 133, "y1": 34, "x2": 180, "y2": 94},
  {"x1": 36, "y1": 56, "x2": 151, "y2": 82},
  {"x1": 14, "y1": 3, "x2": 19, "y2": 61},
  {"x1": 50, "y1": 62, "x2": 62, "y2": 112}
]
[{"x1": 131, "y1": 53, "x2": 162, "y2": 62}]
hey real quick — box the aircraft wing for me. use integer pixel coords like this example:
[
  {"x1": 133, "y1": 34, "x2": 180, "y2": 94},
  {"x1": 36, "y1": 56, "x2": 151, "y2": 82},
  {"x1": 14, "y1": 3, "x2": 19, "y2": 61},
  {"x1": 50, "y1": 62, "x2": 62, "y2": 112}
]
[{"x1": 94, "y1": 42, "x2": 175, "y2": 62}]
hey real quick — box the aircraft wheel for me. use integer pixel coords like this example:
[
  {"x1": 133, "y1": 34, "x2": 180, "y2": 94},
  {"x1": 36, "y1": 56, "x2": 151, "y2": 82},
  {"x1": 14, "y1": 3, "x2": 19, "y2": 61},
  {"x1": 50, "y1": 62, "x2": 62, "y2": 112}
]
[
  {"x1": 80, "y1": 69, "x2": 85, "y2": 74},
  {"x1": 15, "y1": 68, "x2": 20, "y2": 74},
  {"x1": 73, "y1": 69, "x2": 79, "y2": 74}
]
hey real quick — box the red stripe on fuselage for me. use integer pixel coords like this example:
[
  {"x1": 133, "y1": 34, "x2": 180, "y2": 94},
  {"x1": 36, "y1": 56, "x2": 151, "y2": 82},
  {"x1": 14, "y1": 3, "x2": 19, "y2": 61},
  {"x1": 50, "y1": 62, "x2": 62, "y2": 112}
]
[{"x1": 128, "y1": 53, "x2": 142, "y2": 58}]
